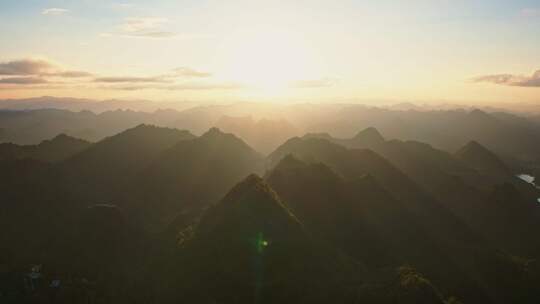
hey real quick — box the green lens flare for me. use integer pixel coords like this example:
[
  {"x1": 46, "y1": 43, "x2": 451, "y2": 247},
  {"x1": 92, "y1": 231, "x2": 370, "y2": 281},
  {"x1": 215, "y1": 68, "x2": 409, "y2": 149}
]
[{"x1": 255, "y1": 232, "x2": 269, "y2": 253}]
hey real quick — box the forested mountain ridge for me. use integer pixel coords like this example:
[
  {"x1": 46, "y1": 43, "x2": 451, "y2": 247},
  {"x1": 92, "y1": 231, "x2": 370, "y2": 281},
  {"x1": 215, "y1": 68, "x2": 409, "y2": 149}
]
[{"x1": 1, "y1": 121, "x2": 540, "y2": 304}]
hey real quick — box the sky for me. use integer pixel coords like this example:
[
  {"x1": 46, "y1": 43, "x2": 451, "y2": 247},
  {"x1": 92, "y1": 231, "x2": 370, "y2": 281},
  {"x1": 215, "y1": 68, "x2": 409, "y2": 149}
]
[{"x1": 0, "y1": 0, "x2": 539, "y2": 105}]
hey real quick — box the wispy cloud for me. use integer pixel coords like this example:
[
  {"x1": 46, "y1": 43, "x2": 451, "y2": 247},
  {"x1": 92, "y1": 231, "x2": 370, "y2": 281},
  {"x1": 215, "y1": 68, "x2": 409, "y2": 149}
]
[
  {"x1": 0, "y1": 57, "x2": 253, "y2": 92},
  {"x1": 0, "y1": 56, "x2": 233, "y2": 94},
  {"x1": 103, "y1": 17, "x2": 177, "y2": 39},
  {"x1": 0, "y1": 77, "x2": 48, "y2": 84},
  {"x1": 48, "y1": 71, "x2": 94, "y2": 78},
  {"x1": 0, "y1": 59, "x2": 92, "y2": 78},
  {"x1": 169, "y1": 67, "x2": 212, "y2": 78},
  {"x1": 94, "y1": 67, "x2": 212, "y2": 84},
  {"x1": 166, "y1": 82, "x2": 244, "y2": 90},
  {"x1": 120, "y1": 17, "x2": 168, "y2": 32},
  {"x1": 42, "y1": 8, "x2": 69, "y2": 16},
  {"x1": 0, "y1": 59, "x2": 52, "y2": 75},
  {"x1": 472, "y1": 70, "x2": 540, "y2": 87},
  {"x1": 103, "y1": 82, "x2": 244, "y2": 91},
  {"x1": 94, "y1": 76, "x2": 168, "y2": 83}
]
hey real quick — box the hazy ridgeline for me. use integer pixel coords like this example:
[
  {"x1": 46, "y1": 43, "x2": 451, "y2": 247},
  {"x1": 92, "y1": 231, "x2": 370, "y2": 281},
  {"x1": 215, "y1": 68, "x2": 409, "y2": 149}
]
[{"x1": 2, "y1": 104, "x2": 540, "y2": 303}]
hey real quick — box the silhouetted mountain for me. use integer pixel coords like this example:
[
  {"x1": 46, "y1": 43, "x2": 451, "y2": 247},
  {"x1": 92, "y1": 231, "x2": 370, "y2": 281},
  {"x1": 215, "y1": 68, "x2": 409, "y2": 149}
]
[
  {"x1": 58, "y1": 124, "x2": 195, "y2": 202},
  {"x1": 303, "y1": 132, "x2": 333, "y2": 141},
  {"x1": 2, "y1": 121, "x2": 540, "y2": 304},
  {"x1": 269, "y1": 137, "x2": 451, "y2": 214},
  {"x1": 304, "y1": 106, "x2": 540, "y2": 164},
  {"x1": 153, "y1": 174, "x2": 365, "y2": 304},
  {"x1": 268, "y1": 136, "x2": 540, "y2": 303},
  {"x1": 4, "y1": 104, "x2": 540, "y2": 167},
  {"x1": 0, "y1": 108, "x2": 195, "y2": 145},
  {"x1": 299, "y1": 129, "x2": 540, "y2": 259},
  {"x1": 0, "y1": 134, "x2": 90, "y2": 162},
  {"x1": 133, "y1": 128, "x2": 263, "y2": 230},
  {"x1": 303, "y1": 127, "x2": 385, "y2": 149},
  {"x1": 352, "y1": 127, "x2": 385, "y2": 146},
  {"x1": 266, "y1": 156, "x2": 453, "y2": 269},
  {"x1": 456, "y1": 140, "x2": 510, "y2": 177}
]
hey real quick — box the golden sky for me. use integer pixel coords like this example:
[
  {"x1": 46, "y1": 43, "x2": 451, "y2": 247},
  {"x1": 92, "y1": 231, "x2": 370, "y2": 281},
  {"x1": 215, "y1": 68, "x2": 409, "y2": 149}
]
[{"x1": 0, "y1": 1, "x2": 539, "y2": 105}]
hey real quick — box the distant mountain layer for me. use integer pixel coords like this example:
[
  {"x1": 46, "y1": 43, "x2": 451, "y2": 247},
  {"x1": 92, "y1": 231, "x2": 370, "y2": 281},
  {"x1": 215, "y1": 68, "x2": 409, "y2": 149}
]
[{"x1": 2, "y1": 104, "x2": 540, "y2": 165}]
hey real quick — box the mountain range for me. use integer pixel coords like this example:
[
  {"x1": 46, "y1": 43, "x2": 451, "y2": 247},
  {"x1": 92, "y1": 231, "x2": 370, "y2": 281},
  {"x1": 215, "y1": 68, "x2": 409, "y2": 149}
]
[{"x1": 2, "y1": 109, "x2": 540, "y2": 303}]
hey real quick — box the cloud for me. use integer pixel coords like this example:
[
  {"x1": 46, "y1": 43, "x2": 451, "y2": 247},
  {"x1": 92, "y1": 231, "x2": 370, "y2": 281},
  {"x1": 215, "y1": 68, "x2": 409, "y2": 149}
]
[
  {"x1": 103, "y1": 17, "x2": 177, "y2": 39},
  {"x1": 42, "y1": 8, "x2": 69, "y2": 15},
  {"x1": 0, "y1": 59, "x2": 93, "y2": 81},
  {"x1": 49, "y1": 71, "x2": 94, "y2": 78},
  {"x1": 472, "y1": 70, "x2": 540, "y2": 87},
  {"x1": 121, "y1": 17, "x2": 168, "y2": 31},
  {"x1": 95, "y1": 67, "x2": 212, "y2": 84},
  {"x1": 103, "y1": 82, "x2": 243, "y2": 91},
  {"x1": 93, "y1": 76, "x2": 168, "y2": 83},
  {"x1": 0, "y1": 77, "x2": 48, "y2": 84},
  {"x1": 0, "y1": 57, "x2": 224, "y2": 91},
  {"x1": 166, "y1": 82, "x2": 244, "y2": 90},
  {"x1": 170, "y1": 67, "x2": 212, "y2": 78},
  {"x1": 0, "y1": 59, "x2": 53, "y2": 75}
]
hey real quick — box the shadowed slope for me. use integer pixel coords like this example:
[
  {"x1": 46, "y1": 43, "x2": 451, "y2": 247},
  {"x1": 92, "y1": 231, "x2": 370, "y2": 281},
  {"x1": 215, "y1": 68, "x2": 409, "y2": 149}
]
[
  {"x1": 267, "y1": 137, "x2": 540, "y2": 303},
  {"x1": 133, "y1": 128, "x2": 264, "y2": 230},
  {"x1": 154, "y1": 174, "x2": 365, "y2": 304},
  {"x1": 55, "y1": 124, "x2": 194, "y2": 202},
  {"x1": 456, "y1": 140, "x2": 510, "y2": 177}
]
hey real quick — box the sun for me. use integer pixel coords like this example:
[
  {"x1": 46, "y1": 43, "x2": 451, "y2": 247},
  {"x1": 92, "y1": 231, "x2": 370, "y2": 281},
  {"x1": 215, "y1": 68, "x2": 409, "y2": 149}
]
[{"x1": 217, "y1": 28, "x2": 316, "y2": 97}]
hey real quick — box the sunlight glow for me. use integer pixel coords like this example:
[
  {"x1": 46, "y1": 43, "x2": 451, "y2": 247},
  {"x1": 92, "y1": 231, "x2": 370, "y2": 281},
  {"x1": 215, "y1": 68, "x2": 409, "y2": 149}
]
[{"x1": 219, "y1": 28, "x2": 317, "y2": 97}]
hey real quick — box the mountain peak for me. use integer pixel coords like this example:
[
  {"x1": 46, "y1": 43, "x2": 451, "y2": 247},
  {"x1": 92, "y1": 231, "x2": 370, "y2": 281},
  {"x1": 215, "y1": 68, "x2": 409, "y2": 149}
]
[
  {"x1": 235, "y1": 173, "x2": 265, "y2": 189},
  {"x1": 353, "y1": 127, "x2": 385, "y2": 144},
  {"x1": 109, "y1": 124, "x2": 194, "y2": 142},
  {"x1": 456, "y1": 140, "x2": 509, "y2": 175},
  {"x1": 52, "y1": 133, "x2": 72, "y2": 140},
  {"x1": 132, "y1": 123, "x2": 150, "y2": 129},
  {"x1": 204, "y1": 126, "x2": 224, "y2": 136},
  {"x1": 219, "y1": 174, "x2": 282, "y2": 207},
  {"x1": 198, "y1": 127, "x2": 260, "y2": 155},
  {"x1": 196, "y1": 174, "x2": 301, "y2": 238},
  {"x1": 303, "y1": 132, "x2": 333, "y2": 140},
  {"x1": 175, "y1": 173, "x2": 364, "y2": 304},
  {"x1": 42, "y1": 133, "x2": 90, "y2": 146},
  {"x1": 273, "y1": 154, "x2": 306, "y2": 170},
  {"x1": 468, "y1": 109, "x2": 497, "y2": 122},
  {"x1": 469, "y1": 108, "x2": 488, "y2": 116},
  {"x1": 456, "y1": 140, "x2": 492, "y2": 157},
  {"x1": 266, "y1": 153, "x2": 344, "y2": 193},
  {"x1": 63, "y1": 124, "x2": 195, "y2": 179},
  {"x1": 201, "y1": 127, "x2": 243, "y2": 142}
]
